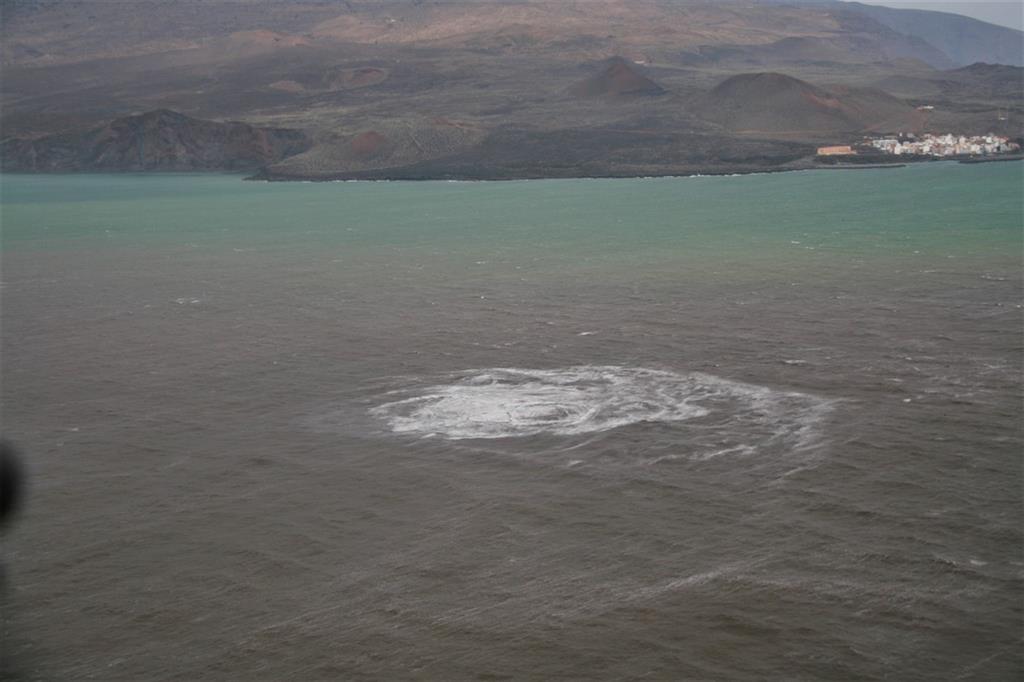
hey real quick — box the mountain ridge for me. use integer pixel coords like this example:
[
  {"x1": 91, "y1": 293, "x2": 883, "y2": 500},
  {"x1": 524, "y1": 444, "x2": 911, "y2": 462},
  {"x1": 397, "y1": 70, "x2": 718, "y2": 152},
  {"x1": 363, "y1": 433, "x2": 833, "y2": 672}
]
[{"x1": 1, "y1": 1, "x2": 1020, "y2": 178}]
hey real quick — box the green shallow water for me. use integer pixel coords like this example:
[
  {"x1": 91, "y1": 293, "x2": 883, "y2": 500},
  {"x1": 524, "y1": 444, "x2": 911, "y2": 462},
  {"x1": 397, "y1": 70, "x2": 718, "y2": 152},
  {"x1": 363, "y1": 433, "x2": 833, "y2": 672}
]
[
  {"x1": 3, "y1": 162, "x2": 1021, "y2": 268},
  {"x1": 1, "y1": 162, "x2": 1022, "y2": 681}
]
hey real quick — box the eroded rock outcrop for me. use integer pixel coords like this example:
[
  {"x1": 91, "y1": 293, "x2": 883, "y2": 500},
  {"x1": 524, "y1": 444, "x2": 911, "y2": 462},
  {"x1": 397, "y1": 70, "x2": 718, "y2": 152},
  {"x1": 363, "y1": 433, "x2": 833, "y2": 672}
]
[{"x1": 1, "y1": 109, "x2": 310, "y2": 172}]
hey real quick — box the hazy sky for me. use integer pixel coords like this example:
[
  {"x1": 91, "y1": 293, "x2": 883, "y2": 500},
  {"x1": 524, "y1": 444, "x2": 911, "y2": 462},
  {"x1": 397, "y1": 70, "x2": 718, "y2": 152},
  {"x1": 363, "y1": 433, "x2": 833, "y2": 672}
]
[{"x1": 852, "y1": 1, "x2": 1024, "y2": 30}]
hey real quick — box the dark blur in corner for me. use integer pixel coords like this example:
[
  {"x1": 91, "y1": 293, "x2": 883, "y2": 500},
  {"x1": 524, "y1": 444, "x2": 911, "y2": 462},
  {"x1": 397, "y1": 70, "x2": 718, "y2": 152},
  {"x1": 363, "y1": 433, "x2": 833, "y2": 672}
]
[
  {"x1": 1, "y1": 440, "x2": 24, "y2": 528},
  {"x1": 1, "y1": 440, "x2": 27, "y2": 681}
]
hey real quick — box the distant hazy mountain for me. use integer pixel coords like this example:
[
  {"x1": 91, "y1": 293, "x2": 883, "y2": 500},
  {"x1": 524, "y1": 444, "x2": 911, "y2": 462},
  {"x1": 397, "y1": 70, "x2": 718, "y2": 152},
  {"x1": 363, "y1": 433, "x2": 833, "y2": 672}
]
[
  {"x1": 842, "y1": 2, "x2": 1024, "y2": 67},
  {"x1": 756, "y1": 0, "x2": 1023, "y2": 67}
]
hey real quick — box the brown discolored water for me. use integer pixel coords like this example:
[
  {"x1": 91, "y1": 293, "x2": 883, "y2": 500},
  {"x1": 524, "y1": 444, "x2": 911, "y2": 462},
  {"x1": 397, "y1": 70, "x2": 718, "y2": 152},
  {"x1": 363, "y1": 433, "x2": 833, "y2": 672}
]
[{"x1": 1, "y1": 164, "x2": 1022, "y2": 680}]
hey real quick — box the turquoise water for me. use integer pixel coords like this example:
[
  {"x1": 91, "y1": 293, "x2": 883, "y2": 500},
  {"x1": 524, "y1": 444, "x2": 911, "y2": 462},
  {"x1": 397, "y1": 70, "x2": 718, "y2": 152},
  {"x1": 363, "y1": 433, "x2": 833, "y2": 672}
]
[
  {"x1": 3, "y1": 162, "x2": 1020, "y2": 268},
  {"x1": 1, "y1": 163, "x2": 1022, "y2": 681}
]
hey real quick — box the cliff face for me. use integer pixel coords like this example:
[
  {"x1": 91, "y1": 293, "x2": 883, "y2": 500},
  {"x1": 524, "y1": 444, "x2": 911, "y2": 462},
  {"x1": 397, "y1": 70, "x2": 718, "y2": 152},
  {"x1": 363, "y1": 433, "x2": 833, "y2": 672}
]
[{"x1": 1, "y1": 109, "x2": 310, "y2": 172}]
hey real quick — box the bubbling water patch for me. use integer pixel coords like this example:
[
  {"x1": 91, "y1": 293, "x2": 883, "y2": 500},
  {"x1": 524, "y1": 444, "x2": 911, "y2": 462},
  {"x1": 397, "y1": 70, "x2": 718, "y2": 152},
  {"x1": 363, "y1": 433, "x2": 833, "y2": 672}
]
[{"x1": 370, "y1": 366, "x2": 832, "y2": 450}]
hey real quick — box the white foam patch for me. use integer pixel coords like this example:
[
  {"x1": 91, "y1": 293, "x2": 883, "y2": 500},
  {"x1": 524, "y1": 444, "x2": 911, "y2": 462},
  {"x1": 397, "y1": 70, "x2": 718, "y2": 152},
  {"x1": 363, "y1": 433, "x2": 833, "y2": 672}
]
[{"x1": 369, "y1": 366, "x2": 832, "y2": 446}]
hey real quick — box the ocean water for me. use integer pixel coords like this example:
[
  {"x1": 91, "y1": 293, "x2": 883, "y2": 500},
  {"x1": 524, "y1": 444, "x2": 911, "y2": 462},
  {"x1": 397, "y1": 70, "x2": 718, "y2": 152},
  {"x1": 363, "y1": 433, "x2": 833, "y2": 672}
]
[{"x1": 1, "y1": 162, "x2": 1021, "y2": 680}]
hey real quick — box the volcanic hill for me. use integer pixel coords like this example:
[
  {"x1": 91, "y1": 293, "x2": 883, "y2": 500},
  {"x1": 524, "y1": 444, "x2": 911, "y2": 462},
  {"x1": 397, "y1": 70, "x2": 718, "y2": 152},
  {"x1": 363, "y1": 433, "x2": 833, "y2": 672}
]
[
  {"x1": 695, "y1": 72, "x2": 921, "y2": 136},
  {"x1": 568, "y1": 57, "x2": 666, "y2": 98}
]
